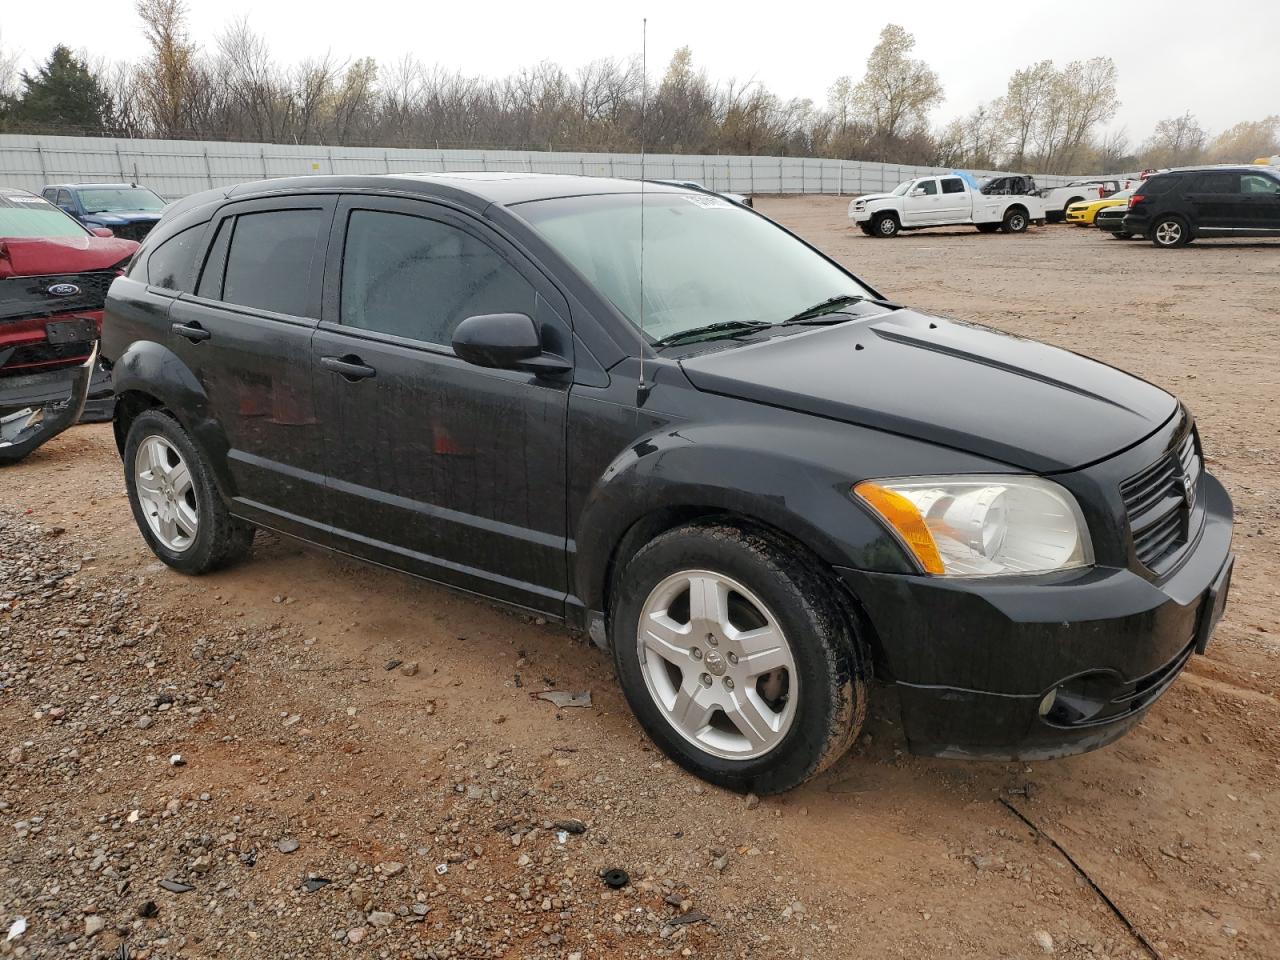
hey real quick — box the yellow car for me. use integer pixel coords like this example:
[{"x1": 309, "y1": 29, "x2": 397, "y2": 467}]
[{"x1": 1065, "y1": 190, "x2": 1133, "y2": 226}]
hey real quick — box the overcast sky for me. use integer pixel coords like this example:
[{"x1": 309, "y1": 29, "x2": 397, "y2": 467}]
[{"x1": 3, "y1": 0, "x2": 1278, "y2": 142}]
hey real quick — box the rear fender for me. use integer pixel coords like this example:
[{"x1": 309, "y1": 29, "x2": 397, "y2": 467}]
[{"x1": 110, "y1": 338, "x2": 236, "y2": 498}]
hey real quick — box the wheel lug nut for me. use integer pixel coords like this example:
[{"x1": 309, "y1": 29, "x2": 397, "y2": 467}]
[
  {"x1": 707, "y1": 635, "x2": 718, "y2": 646},
  {"x1": 700, "y1": 673, "x2": 712, "y2": 687},
  {"x1": 691, "y1": 648, "x2": 703, "y2": 660},
  {"x1": 723, "y1": 677, "x2": 734, "y2": 690},
  {"x1": 727, "y1": 653, "x2": 738, "y2": 665}
]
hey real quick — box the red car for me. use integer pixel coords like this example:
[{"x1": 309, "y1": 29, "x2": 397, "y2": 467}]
[{"x1": 1, "y1": 188, "x2": 138, "y2": 463}]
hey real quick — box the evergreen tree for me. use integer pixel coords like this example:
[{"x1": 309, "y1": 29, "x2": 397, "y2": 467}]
[{"x1": 13, "y1": 45, "x2": 115, "y2": 133}]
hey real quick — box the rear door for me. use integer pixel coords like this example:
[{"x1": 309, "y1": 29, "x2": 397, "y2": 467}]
[
  {"x1": 1183, "y1": 172, "x2": 1247, "y2": 231},
  {"x1": 902, "y1": 178, "x2": 942, "y2": 224},
  {"x1": 167, "y1": 194, "x2": 334, "y2": 535},
  {"x1": 937, "y1": 177, "x2": 970, "y2": 222},
  {"x1": 1240, "y1": 171, "x2": 1280, "y2": 232},
  {"x1": 312, "y1": 193, "x2": 573, "y2": 615}
]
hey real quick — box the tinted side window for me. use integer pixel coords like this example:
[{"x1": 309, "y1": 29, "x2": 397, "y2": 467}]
[
  {"x1": 940, "y1": 178, "x2": 965, "y2": 194},
  {"x1": 41, "y1": 188, "x2": 57, "y2": 202},
  {"x1": 340, "y1": 209, "x2": 537, "y2": 347},
  {"x1": 1139, "y1": 175, "x2": 1180, "y2": 195},
  {"x1": 917, "y1": 180, "x2": 938, "y2": 196},
  {"x1": 147, "y1": 224, "x2": 207, "y2": 293},
  {"x1": 1241, "y1": 173, "x2": 1280, "y2": 195},
  {"x1": 1194, "y1": 173, "x2": 1238, "y2": 194},
  {"x1": 222, "y1": 209, "x2": 324, "y2": 317},
  {"x1": 56, "y1": 190, "x2": 72, "y2": 207}
]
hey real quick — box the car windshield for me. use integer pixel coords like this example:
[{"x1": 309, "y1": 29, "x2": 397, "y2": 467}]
[
  {"x1": 0, "y1": 196, "x2": 89, "y2": 238},
  {"x1": 77, "y1": 187, "x2": 166, "y2": 213},
  {"x1": 517, "y1": 191, "x2": 873, "y2": 343},
  {"x1": 890, "y1": 180, "x2": 915, "y2": 196}
]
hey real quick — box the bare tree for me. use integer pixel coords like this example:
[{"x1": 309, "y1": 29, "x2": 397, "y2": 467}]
[
  {"x1": 135, "y1": 0, "x2": 200, "y2": 137},
  {"x1": 852, "y1": 25, "x2": 944, "y2": 150},
  {"x1": 1140, "y1": 111, "x2": 1207, "y2": 168},
  {"x1": 1207, "y1": 116, "x2": 1280, "y2": 163},
  {"x1": 1001, "y1": 61, "x2": 1055, "y2": 168}
]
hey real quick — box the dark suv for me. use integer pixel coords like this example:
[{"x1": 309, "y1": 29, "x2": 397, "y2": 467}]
[
  {"x1": 99, "y1": 174, "x2": 1234, "y2": 793},
  {"x1": 1124, "y1": 166, "x2": 1280, "y2": 247}
]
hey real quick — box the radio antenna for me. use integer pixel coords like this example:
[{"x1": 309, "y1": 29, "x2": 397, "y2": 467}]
[{"x1": 637, "y1": 17, "x2": 649, "y2": 402}]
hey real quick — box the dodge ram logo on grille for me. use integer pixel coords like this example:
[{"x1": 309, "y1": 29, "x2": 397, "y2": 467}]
[{"x1": 47, "y1": 283, "x2": 81, "y2": 297}]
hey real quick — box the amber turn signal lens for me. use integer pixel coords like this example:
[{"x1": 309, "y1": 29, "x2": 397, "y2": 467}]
[{"x1": 853, "y1": 481, "x2": 945, "y2": 575}]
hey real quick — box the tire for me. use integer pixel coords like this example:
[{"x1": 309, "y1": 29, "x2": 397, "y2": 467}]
[
  {"x1": 975, "y1": 223, "x2": 1001, "y2": 233},
  {"x1": 872, "y1": 213, "x2": 900, "y2": 238},
  {"x1": 1110, "y1": 231, "x2": 1133, "y2": 240},
  {"x1": 123, "y1": 409, "x2": 254, "y2": 574},
  {"x1": 1001, "y1": 206, "x2": 1029, "y2": 233},
  {"x1": 858, "y1": 223, "x2": 874, "y2": 236},
  {"x1": 1150, "y1": 216, "x2": 1190, "y2": 248},
  {"x1": 610, "y1": 521, "x2": 868, "y2": 794}
]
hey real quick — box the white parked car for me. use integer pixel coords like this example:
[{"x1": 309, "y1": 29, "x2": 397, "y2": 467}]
[
  {"x1": 847, "y1": 174, "x2": 1046, "y2": 237},
  {"x1": 1039, "y1": 179, "x2": 1126, "y2": 222}
]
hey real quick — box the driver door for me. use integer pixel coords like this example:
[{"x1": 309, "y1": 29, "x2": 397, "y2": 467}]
[
  {"x1": 312, "y1": 194, "x2": 574, "y2": 615},
  {"x1": 902, "y1": 178, "x2": 941, "y2": 224}
]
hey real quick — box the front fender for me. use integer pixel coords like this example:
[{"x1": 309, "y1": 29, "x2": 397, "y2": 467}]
[
  {"x1": 571, "y1": 420, "x2": 921, "y2": 617},
  {"x1": 110, "y1": 338, "x2": 236, "y2": 498}
]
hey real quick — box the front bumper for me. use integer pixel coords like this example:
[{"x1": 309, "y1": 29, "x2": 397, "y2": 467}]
[
  {"x1": 838, "y1": 472, "x2": 1234, "y2": 760},
  {"x1": 1065, "y1": 208, "x2": 1091, "y2": 224},
  {"x1": 1096, "y1": 216, "x2": 1128, "y2": 234},
  {"x1": 0, "y1": 343, "x2": 97, "y2": 464}
]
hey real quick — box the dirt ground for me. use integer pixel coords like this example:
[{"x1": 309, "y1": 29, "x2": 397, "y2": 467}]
[{"x1": 1, "y1": 198, "x2": 1277, "y2": 960}]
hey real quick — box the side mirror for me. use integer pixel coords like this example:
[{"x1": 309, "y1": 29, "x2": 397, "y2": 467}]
[
  {"x1": 909, "y1": 188, "x2": 925, "y2": 197},
  {"x1": 90, "y1": 226, "x2": 114, "y2": 238},
  {"x1": 452, "y1": 313, "x2": 570, "y2": 375}
]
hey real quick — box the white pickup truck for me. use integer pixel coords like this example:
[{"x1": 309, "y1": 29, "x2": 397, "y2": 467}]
[{"x1": 848, "y1": 174, "x2": 1046, "y2": 237}]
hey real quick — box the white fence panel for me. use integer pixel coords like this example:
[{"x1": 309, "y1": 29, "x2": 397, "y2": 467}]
[{"x1": 0, "y1": 134, "x2": 1087, "y2": 200}]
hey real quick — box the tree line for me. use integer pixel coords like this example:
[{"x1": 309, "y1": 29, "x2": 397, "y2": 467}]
[{"x1": 1, "y1": 4, "x2": 1277, "y2": 175}]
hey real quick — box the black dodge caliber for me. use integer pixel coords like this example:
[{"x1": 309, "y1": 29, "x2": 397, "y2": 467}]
[{"x1": 98, "y1": 174, "x2": 1234, "y2": 793}]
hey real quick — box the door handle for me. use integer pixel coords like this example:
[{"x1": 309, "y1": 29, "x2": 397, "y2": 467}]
[
  {"x1": 320, "y1": 354, "x2": 376, "y2": 381},
  {"x1": 171, "y1": 321, "x2": 211, "y2": 342}
]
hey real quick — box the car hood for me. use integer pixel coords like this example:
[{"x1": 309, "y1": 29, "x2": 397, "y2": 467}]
[
  {"x1": 0, "y1": 235, "x2": 138, "y2": 279},
  {"x1": 678, "y1": 310, "x2": 1178, "y2": 473},
  {"x1": 853, "y1": 193, "x2": 893, "y2": 204},
  {"x1": 87, "y1": 211, "x2": 163, "y2": 224}
]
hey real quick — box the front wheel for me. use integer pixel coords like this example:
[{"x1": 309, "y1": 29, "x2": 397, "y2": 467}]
[
  {"x1": 1001, "y1": 207, "x2": 1029, "y2": 233},
  {"x1": 611, "y1": 522, "x2": 868, "y2": 794},
  {"x1": 1151, "y1": 217, "x2": 1190, "y2": 248},
  {"x1": 858, "y1": 223, "x2": 875, "y2": 236},
  {"x1": 872, "y1": 213, "x2": 900, "y2": 237},
  {"x1": 975, "y1": 223, "x2": 1001, "y2": 233},
  {"x1": 124, "y1": 409, "x2": 254, "y2": 574}
]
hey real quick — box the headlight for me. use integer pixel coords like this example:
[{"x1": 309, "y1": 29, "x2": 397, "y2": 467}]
[{"x1": 853, "y1": 476, "x2": 1093, "y2": 577}]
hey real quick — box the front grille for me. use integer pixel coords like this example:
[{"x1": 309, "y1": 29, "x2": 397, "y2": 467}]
[
  {"x1": 111, "y1": 221, "x2": 156, "y2": 243},
  {"x1": 1121, "y1": 427, "x2": 1202, "y2": 572}
]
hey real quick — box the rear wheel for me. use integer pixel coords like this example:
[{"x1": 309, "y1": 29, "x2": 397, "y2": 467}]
[
  {"x1": 872, "y1": 213, "x2": 900, "y2": 238},
  {"x1": 124, "y1": 410, "x2": 254, "y2": 574},
  {"x1": 1151, "y1": 217, "x2": 1190, "y2": 248},
  {"x1": 611, "y1": 522, "x2": 867, "y2": 794},
  {"x1": 1001, "y1": 207, "x2": 1029, "y2": 233}
]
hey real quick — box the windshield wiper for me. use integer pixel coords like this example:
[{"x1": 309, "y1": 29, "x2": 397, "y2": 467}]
[
  {"x1": 782, "y1": 294, "x2": 868, "y2": 324},
  {"x1": 651, "y1": 320, "x2": 772, "y2": 348}
]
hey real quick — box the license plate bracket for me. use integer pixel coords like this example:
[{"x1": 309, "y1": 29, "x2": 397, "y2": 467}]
[
  {"x1": 1194, "y1": 554, "x2": 1233, "y2": 655},
  {"x1": 45, "y1": 317, "x2": 97, "y2": 345}
]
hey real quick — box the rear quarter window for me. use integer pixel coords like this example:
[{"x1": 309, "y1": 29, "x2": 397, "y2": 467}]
[{"x1": 146, "y1": 224, "x2": 208, "y2": 293}]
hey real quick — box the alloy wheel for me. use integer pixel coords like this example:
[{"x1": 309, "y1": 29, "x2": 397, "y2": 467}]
[
  {"x1": 134, "y1": 435, "x2": 198, "y2": 551},
  {"x1": 636, "y1": 570, "x2": 798, "y2": 760},
  {"x1": 1155, "y1": 220, "x2": 1183, "y2": 246}
]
